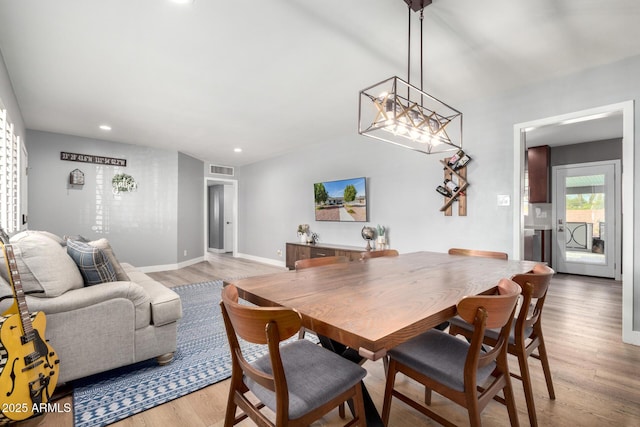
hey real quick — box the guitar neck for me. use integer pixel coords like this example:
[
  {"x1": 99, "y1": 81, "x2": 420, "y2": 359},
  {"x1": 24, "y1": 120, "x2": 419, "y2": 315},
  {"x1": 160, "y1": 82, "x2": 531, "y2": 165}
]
[{"x1": 2, "y1": 244, "x2": 35, "y2": 339}]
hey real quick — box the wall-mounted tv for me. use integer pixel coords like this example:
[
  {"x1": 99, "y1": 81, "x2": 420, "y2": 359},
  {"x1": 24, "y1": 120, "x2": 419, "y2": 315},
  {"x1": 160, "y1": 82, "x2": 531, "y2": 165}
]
[{"x1": 314, "y1": 177, "x2": 367, "y2": 222}]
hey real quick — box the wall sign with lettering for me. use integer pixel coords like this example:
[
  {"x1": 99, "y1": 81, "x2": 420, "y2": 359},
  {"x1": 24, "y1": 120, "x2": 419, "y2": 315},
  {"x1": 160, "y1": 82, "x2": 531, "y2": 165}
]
[{"x1": 60, "y1": 151, "x2": 127, "y2": 167}]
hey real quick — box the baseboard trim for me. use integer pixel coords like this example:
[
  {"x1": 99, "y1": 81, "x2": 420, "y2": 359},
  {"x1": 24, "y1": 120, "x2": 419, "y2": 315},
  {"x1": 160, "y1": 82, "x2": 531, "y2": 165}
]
[
  {"x1": 137, "y1": 256, "x2": 205, "y2": 273},
  {"x1": 235, "y1": 252, "x2": 286, "y2": 269}
]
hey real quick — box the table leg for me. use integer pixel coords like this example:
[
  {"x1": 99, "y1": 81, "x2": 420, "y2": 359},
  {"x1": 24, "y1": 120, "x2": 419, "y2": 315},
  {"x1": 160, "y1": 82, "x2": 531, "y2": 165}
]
[{"x1": 317, "y1": 335, "x2": 384, "y2": 427}]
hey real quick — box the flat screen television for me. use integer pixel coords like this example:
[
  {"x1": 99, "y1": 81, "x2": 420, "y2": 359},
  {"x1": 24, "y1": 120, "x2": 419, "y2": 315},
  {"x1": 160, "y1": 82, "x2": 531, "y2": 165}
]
[{"x1": 314, "y1": 177, "x2": 367, "y2": 222}]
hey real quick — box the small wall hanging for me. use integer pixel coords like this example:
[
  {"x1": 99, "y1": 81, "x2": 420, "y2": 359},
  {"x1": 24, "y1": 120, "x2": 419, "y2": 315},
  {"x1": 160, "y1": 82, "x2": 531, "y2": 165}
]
[
  {"x1": 436, "y1": 150, "x2": 471, "y2": 216},
  {"x1": 69, "y1": 168, "x2": 85, "y2": 186},
  {"x1": 112, "y1": 173, "x2": 137, "y2": 194}
]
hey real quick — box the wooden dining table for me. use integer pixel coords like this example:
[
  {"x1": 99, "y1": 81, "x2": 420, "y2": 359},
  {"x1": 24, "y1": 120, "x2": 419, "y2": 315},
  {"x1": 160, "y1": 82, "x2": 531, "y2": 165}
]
[
  {"x1": 230, "y1": 251, "x2": 537, "y2": 426},
  {"x1": 231, "y1": 251, "x2": 538, "y2": 361}
]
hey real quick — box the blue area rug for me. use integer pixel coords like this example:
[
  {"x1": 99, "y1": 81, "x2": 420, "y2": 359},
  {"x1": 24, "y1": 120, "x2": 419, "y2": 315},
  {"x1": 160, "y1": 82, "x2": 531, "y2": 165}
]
[{"x1": 71, "y1": 280, "x2": 302, "y2": 426}]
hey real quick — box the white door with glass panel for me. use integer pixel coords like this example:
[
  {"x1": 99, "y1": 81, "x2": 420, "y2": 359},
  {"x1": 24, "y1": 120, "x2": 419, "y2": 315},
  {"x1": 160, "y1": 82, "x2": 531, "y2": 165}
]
[{"x1": 552, "y1": 161, "x2": 620, "y2": 279}]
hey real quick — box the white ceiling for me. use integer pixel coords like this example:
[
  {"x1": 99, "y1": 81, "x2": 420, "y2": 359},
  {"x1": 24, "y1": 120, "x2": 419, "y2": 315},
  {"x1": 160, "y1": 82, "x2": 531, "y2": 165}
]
[
  {"x1": 525, "y1": 112, "x2": 624, "y2": 148},
  {"x1": 0, "y1": 0, "x2": 639, "y2": 166}
]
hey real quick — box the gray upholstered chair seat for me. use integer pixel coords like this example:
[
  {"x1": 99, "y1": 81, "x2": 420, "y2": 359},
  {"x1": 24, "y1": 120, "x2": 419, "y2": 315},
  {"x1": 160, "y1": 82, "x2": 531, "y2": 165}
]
[
  {"x1": 245, "y1": 339, "x2": 367, "y2": 420},
  {"x1": 449, "y1": 315, "x2": 533, "y2": 344},
  {"x1": 388, "y1": 329, "x2": 496, "y2": 392}
]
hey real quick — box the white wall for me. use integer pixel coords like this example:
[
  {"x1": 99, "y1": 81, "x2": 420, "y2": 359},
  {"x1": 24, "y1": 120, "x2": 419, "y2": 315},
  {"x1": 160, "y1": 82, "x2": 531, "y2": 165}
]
[
  {"x1": 0, "y1": 52, "x2": 23, "y2": 136},
  {"x1": 177, "y1": 152, "x2": 205, "y2": 264},
  {"x1": 25, "y1": 130, "x2": 180, "y2": 268}
]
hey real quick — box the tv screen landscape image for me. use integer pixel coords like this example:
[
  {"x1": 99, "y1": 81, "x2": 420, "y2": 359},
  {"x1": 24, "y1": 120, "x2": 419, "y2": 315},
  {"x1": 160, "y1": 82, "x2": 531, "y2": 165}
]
[{"x1": 314, "y1": 177, "x2": 367, "y2": 222}]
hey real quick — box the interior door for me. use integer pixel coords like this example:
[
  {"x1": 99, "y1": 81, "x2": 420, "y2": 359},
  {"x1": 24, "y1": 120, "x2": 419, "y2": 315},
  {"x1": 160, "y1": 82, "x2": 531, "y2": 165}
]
[{"x1": 552, "y1": 161, "x2": 619, "y2": 278}]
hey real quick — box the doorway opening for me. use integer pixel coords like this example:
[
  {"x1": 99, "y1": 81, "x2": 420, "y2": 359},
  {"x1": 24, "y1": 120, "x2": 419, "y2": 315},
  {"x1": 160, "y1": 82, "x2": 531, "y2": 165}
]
[
  {"x1": 513, "y1": 100, "x2": 636, "y2": 345},
  {"x1": 552, "y1": 160, "x2": 620, "y2": 279},
  {"x1": 204, "y1": 178, "x2": 238, "y2": 257}
]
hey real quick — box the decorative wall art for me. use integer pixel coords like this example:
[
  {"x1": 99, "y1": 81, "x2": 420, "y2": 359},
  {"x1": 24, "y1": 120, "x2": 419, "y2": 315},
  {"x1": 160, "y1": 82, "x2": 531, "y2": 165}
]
[
  {"x1": 314, "y1": 177, "x2": 368, "y2": 222},
  {"x1": 69, "y1": 168, "x2": 85, "y2": 186},
  {"x1": 112, "y1": 173, "x2": 137, "y2": 194},
  {"x1": 61, "y1": 151, "x2": 127, "y2": 166}
]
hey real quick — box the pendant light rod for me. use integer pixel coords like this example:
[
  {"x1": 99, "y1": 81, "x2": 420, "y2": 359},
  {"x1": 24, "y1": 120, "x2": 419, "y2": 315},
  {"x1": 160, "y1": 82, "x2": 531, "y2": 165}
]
[
  {"x1": 407, "y1": 4, "x2": 411, "y2": 99},
  {"x1": 420, "y1": 8, "x2": 424, "y2": 93}
]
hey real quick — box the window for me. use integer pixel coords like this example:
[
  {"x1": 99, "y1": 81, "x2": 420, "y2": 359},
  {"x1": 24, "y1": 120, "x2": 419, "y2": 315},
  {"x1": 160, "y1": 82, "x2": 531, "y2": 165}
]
[{"x1": 0, "y1": 104, "x2": 21, "y2": 233}]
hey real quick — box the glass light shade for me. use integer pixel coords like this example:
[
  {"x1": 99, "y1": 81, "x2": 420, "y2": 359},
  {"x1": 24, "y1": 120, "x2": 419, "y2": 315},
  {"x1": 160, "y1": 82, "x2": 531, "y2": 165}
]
[{"x1": 358, "y1": 76, "x2": 462, "y2": 154}]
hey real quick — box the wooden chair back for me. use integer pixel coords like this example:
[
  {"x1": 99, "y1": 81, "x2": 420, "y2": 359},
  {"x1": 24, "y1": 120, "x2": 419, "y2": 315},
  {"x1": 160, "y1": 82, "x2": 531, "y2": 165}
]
[
  {"x1": 457, "y1": 278, "x2": 521, "y2": 374},
  {"x1": 360, "y1": 249, "x2": 399, "y2": 260},
  {"x1": 220, "y1": 284, "x2": 300, "y2": 395},
  {"x1": 221, "y1": 284, "x2": 301, "y2": 345},
  {"x1": 510, "y1": 263, "x2": 555, "y2": 337},
  {"x1": 448, "y1": 247, "x2": 508, "y2": 260},
  {"x1": 457, "y1": 278, "x2": 521, "y2": 329},
  {"x1": 294, "y1": 255, "x2": 349, "y2": 270}
]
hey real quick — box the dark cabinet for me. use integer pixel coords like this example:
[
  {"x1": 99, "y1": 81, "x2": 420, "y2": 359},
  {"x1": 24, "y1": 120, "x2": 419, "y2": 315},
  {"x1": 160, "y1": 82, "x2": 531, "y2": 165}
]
[
  {"x1": 285, "y1": 242, "x2": 367, "y2": 270},
  {"x1": 528, "y1": 145, "x2": 550, "y2": 203}
]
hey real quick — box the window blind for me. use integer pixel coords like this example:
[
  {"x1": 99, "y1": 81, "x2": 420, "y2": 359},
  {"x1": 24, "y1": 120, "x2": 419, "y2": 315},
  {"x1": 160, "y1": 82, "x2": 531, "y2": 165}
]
[{"x1": 0, "y1": 106, "x2": 20, "y2": 233}]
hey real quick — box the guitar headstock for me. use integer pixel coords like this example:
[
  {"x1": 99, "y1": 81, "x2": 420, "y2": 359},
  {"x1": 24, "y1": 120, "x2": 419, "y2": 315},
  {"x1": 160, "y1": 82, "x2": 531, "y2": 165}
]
[{"x1": 0, "y1": 224, "x2": 10, "y2": 246}]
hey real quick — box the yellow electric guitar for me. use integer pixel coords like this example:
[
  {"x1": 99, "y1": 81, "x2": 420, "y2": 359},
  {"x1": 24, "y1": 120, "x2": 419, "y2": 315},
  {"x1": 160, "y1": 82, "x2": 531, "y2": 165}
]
[{"x1": 0, "y1": 227, "x2": 59, "y2": 422}]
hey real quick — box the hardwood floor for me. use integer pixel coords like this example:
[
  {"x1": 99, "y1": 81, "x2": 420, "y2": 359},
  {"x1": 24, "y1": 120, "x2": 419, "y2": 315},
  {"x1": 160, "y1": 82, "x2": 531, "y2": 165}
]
[{"x1": 39, "y1": 254, "x2": 640, "y2": 426}]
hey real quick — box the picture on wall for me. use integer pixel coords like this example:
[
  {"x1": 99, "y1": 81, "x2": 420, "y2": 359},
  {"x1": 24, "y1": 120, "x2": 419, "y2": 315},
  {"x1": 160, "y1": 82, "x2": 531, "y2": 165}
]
[{"x1": 314, "y1": 177, "x2": 367, "y2": 222}]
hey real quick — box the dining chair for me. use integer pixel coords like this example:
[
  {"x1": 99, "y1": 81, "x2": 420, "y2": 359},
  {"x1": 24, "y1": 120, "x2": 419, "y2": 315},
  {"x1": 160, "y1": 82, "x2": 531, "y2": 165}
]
[
  {"x1": 448, "y1": 263, "x2": 555, "y2": 427},
  {"x1": 294, "y1": 255, "x2": 349, "y2": 339},
  {"x1": 434, "y1": 247, "x2": 507, "y2": 332},
  {"x1": 381, "y1": 278, "x2": 522, "y2": 427},
  {"x1": 448, "y1": 247, "x2": 509, "y2": 260},
  {"x1": 220, "y1": 284, "x2": 367, "y2": 427},
  {"x1": 294, "y1": 255, "x2": 349, "y2": 270},
  {"x1": 294, "y1": 254, "x2": 362, "y2": 419},
  {"x1": 359, "y1": 249, "x2": 399, "y2": 259}
]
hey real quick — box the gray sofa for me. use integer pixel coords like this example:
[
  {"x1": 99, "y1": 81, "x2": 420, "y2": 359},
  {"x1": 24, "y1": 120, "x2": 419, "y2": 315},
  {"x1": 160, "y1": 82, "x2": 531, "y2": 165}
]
[{"x1": 0, "y1": 230, "x2": 182, "y2": 384}]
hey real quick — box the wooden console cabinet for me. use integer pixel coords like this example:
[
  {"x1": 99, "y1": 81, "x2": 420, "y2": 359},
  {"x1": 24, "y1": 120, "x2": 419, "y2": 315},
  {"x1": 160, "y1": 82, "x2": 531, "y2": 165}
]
[{"x1": 285, "y1": 242, "x2": 369, "y2": 270}]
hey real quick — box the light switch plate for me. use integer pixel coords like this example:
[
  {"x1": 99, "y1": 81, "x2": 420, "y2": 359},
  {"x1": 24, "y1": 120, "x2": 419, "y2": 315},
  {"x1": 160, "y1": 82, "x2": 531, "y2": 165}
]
[{"x1": 497, "y1": 195, "x2": 511, "y2": 206}]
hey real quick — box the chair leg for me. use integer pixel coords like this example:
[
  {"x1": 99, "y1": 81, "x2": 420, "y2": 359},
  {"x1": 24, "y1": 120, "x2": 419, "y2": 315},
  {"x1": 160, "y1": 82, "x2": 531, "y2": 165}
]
[
  {"x1": 351, "y1": 382, "x2": 367, "y2": 427},
  {"x1": 381, "y1": 359, "x2": 398, "y2": 426},
  {"x1": 424, "y1": 387, "x2": 432, "y2": 405},
  {"x1": 503, "y1": 373, "x2": 521, "y2": 427},
  {"x1": 298, "y1": 327, "x2": 306, "y2": 340},
  {"x1": 536, "y1": 335, "x2": 556, "y2": 400},
  {"x1": 466, "y1": 396, "x2": 482, "y2": 427},
  {"x1": 223, "y1": 391, "x2": 238, "y2": 427},
  {"x1": 517, "y1": 350, "x2": 538, "y2": 427},
  {"x1": 338, "y1": 402, "x2": 346, "y2": 419}
]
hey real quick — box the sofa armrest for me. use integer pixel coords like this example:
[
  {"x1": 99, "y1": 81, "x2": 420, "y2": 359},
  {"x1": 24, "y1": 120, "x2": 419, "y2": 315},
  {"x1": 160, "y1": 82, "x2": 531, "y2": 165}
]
[
  {"x1": 123, "y1": 271, "x2": 182, "y2": 326},
  {"x1": 17, "y1": 281, "x2": 152, "y2": 329}
]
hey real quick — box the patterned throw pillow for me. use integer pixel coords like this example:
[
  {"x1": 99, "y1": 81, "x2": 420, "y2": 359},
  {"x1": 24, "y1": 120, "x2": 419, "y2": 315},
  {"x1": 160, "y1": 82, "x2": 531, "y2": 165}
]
[
  {"x1": 66, "y1": 239, "x2": 117, "y2": 286},
  {"x1": 88, "y1": 238, "x2": 130, "y2": 281}
]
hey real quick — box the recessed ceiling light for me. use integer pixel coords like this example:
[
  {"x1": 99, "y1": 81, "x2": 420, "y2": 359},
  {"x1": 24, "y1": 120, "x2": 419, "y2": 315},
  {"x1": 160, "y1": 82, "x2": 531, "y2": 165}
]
[
  {"x1": 99, "y1": 125, "x2": 112, "y2": 131},
  {"x1": 234, "y1": 148, "x2": 242, "y2": 153}
]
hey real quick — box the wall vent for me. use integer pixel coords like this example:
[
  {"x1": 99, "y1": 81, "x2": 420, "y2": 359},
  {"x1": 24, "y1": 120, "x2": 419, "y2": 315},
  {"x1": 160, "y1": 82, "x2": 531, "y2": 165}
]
[{"x1": 209, "y1": 164, "x2": 234, "y2": 176}]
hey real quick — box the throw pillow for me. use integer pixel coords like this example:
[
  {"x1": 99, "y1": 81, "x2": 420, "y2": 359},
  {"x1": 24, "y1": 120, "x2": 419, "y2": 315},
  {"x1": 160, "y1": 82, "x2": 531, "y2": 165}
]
[
  {"x1": 66, "y1": 240, "x2": 118, "y2": 286},
  {"x1": 11, "y1": 230, "x2": 66, "y2": 246},
  {"x1": 88, "y1": 238, "x2": 130, "y2": 281},
  {"x1": 62, "y1": 234, "x2": 89, "y2": 245},
  {"x1": 4, "y1": 231, "x2": 84, "y2": 297}
]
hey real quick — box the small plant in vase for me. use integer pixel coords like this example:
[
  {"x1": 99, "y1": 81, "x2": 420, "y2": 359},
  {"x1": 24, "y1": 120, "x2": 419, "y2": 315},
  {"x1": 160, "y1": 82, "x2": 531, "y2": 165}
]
[
  {"x1": 297, "y1": 224, "x2": 310, "y2": 243},
  {"x1": 376, "y1": 225, "x2": 387, "y2": 249}
]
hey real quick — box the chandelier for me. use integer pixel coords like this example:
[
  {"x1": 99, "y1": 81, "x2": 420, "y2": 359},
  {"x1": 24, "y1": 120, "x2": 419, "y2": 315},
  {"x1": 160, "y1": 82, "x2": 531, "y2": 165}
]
[{"x1": 358, "y1": 0, "x2": 462, "y2": 155}]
